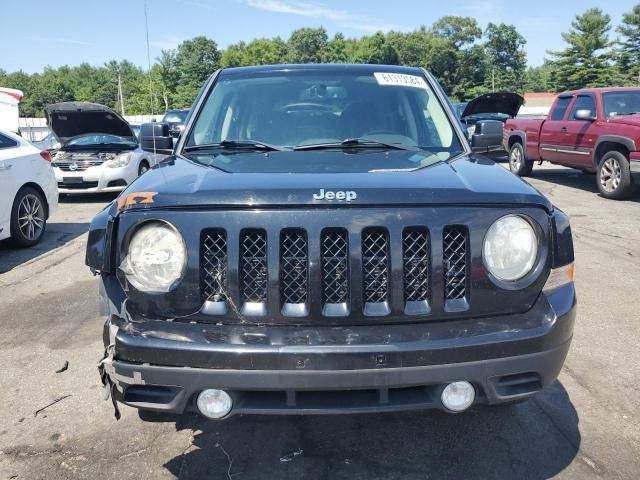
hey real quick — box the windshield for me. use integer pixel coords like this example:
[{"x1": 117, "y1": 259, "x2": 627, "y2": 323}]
[
  {"x1": 603, "y1": 91, "x2": 640, "y2": 117},
  {"x1": 65, "y1": 134, "x2": 137, "y2": 148},
  {"x1": 184, "y1": 69, "x2": 462, "y2": 173},
  {"x1": 163, "y1": 110, "x2": 189, "y2": 123}
]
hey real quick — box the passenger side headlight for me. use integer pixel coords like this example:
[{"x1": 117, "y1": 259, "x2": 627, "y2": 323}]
[
  {"x1": 120, "y1": 221, "x2": 187, "y2": 292},
  {"x1": 105, "y1": 152, "x2": 133, "y2": 168},
  {"x1": 483, "y1": 215, "x2": 538, "y2": 281}
]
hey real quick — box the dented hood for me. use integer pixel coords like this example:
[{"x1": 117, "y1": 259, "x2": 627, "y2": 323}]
[
  {"x1": 460, "y1": 92, "x2": 524, "y2": 119},
  {"x1": 45, "y1": 102, "x2": 135, "y2": 145}
]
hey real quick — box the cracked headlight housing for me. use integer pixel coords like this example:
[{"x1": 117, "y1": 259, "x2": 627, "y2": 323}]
[
  {"x1": 483, "y1": 215, "x2": 538, "y2": 281},
  {"x1": 105, "y1": 152, "x2": 133, "y2": 168},
  {"x1": 120, "y1": 221, "x2": 187, "y2": 292}
]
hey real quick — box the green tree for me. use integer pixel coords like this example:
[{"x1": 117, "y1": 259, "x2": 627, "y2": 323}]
[
  {"x1": 432, "y1": 16, "x2": 482, "y2": 49},
  {"x1": 220, "y1": 41, "x2": 248, "y2": 68},
  {"x1": 174, "y1": 36, "x2": 221, "y2": 106},
  {"x1": 245, "y1": 38, "x2": 287, "y2": 65},
  {"x1": 353, "y1": 32, "x2": 399, "y2": 64},
  {"x1": 525, "y1": 61, "x2": 556, "y2": 92},
  {"x1": 484, "y1": 23, "x2": 527, "y2": 92},
  {"x1": 156, "y1": 50, "x2": 179, "y2": 111},
  {"x1": 548, "y1": 8, "x2": 615, "y2": 91},
  {"x1": 616, "y1": 4, "x2": 640, "y2": 84},
  {"x1": 325, "y1": 33, "x2": 349, "y2": 63},
  {"x1": 386, "y1": 28, "x2": 432, "y2": 66},
  {"x1": 286, "y1": 27, "x2": 328, "y2": 63}
]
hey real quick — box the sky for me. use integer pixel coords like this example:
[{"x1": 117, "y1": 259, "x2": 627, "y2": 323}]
[{"x1": 0, "y1": 0, "x2": 637, "y2": 74}]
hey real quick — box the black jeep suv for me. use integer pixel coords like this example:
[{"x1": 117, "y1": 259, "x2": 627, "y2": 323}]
[{"x1": 87, "y1": 64, "x2": 576, "y2": 420}]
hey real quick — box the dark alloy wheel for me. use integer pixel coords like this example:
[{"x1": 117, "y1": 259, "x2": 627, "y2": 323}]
[
  {"x1": 9, "y1": 187, "x2": 47, "y2": 247},
  {"x1": 509, "y1": 142, "x2": 533, "y2": 177}
]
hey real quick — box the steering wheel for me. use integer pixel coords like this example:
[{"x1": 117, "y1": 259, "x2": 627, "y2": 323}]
[{"x1": 278, "y1": 103, "x2": 333, "y2": 112}]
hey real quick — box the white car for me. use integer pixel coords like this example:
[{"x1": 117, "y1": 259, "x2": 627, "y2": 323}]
[
  {"x1": 47, "y1": 103, "x2": 163, "y2": 194},
  {"x1": 0, "y1": 128, "x2": 58, "y2": 247}
]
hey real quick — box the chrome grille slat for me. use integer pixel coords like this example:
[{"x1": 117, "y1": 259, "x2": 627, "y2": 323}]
[
  {"x1": 201, "y1": 230, "x2": 227, "y2": 302},
  {"x1": 403, "y1": 228, "x2": 430, "y2": 301},
  {"x1": 280, "y1": 229, "x2": 308, "y2": 312},
  {"x1": 362, "y1": 229, "x2": 390, "y2": 306},
  {"x1": 443, "y1": 226, "x2": 468, "y2": 303},
  {"x1": 240, "y1": 230, "x2": 268, "y2": 305},
  {"x1": 321, "y1": 229, "x2": 349, "y2": 314}
]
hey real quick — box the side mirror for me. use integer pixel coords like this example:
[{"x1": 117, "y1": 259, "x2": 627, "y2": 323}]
[
  {"x1": 140, "y1": 122, "x2": 174, "y2": 155},
  {"x1": 470, "y1": 119, "x2": 504, "y2": 153},
  {"x1": 574, "y1": 109, "x2": 596, "y2": 121}
]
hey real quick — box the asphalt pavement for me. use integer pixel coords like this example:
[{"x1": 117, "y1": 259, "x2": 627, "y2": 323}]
[{"x1": 0, "y1": 165, "x2": 639, "y2": 479}]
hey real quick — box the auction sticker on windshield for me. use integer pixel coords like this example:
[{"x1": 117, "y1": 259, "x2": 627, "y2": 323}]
[{"x1": 374, "y1": 72, "x2": 428, "y2": 89}]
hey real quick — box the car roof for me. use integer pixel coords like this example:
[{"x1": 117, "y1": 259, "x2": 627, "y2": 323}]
[
  {"x1": 219, "y1": 63, "x2": 425, "y2": 77},
  {"x1": 560, "y1": 86, "x2": 640, "y2": 96}
]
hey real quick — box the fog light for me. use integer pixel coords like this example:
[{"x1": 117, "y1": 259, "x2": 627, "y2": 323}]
[
  {"x1": 196, "y1": 389, "x2": 233, "y2": 419},
  {"x1": 441, "y1": 381, "x2": 475, "y2": 412}
]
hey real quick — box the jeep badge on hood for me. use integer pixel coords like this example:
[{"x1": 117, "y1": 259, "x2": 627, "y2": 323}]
[{"x1": 313, "y1": 189, "x2": 357, "y2": 201}]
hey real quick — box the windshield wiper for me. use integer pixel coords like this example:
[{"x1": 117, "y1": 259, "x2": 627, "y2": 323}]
[
  {"x1": 184, "y1": 139, "x2": 285, "y2": 152},
  {"x1": 294, "y1": 138, "x2": 416, "y2": 151}
]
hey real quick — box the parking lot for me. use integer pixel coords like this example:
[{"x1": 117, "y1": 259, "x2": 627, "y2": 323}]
[{"x1": 0, "y1": 164, "x2": 639, "y2": 480}]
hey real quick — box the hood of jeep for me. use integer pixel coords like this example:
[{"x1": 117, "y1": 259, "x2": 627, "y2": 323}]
[{"x1": 118, "y1": 153, "x2": 552, "y2": 211}]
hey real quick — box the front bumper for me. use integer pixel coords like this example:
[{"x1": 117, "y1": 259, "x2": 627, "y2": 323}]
[
  {"x1": 54, "y1": 163, "x2": 137, "y2": 194},
  {"x1": 103, "y1": 283, "x2": 576, "y2": 417}
]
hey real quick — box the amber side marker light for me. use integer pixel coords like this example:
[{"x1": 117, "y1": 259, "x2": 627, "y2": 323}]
[{"x1": 543, "y1": 263, "x2": 574, "y2": 293}]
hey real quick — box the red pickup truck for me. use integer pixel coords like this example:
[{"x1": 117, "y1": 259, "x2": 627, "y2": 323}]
[{"x1": 503, "y1": 87, "x2": 640, "y2": 199}]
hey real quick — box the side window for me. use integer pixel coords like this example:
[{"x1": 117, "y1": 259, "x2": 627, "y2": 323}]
[
  {"x1": 550, "y1": 97, "x2": 572, "y2": 121},
  {"x1": 0, "y1": 133, "x2": 18, "y2": 149},
  {"x1": 570, "y1": 95, "x2": 596, "y2": 120}
]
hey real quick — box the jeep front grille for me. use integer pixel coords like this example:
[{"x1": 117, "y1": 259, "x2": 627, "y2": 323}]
[
  {"x1": 443, "y1": 226, "x2": 468, "y2": 309},
  {"x1": 199, "y1": 223, "x2": 473, "y2": 320}
]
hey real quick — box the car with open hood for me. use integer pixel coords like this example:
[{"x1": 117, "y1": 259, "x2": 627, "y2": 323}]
[
  {"x1": 46, "y1": 102, "x2": 163, "y2": 194},
  {"x1": 88, "y1": 64, "x2": 575, "y2": 420},
  {"x1": 455, "y1": 92, "x2": 524, "y2": 154}
]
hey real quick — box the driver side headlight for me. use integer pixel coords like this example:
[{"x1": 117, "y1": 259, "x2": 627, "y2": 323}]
[
  {"x1": 483, "y1": 215, "x2": 538, "y2": 281},
  {"x1": 120, "y1": 221, "x2": 187, "y2": 292},
  {"x1": 105, "y1": 152, "x2": 133, "y2": 168}
]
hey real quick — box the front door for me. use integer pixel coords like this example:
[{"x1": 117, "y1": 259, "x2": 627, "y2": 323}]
[
  {"x1": 554, "y1": 94, "x2": 598, "y2": 169},
  {"x1": 540, "y1": 95, "x2": 573, "y2": 164}
]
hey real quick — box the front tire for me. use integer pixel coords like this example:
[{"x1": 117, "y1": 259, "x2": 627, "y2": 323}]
[
  {"x1": 9, "y1": 187, "x2": 47, "y2": 248},
  {"x1": 596, "y1": 151, "x2": 636, "y2": 200},
  {"x1": 509, "y1": 142, "x2": 533, "y2": 177}
]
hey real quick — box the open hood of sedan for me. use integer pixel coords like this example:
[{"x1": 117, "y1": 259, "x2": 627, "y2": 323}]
[
  {"x1": 45, "y1": 102, "x2": 135, "y2": 145},
  {"x1": 460, "y1": 92, "x2": 524, "y2": 119}
]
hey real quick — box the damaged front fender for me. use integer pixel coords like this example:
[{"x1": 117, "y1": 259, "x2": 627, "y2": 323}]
[{"x1": 86, "y1": 201, "x2": 118, "y2": 273}]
